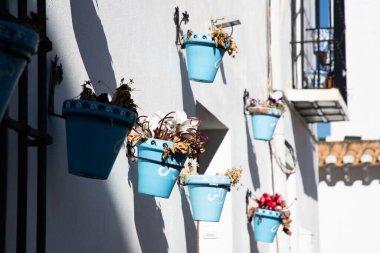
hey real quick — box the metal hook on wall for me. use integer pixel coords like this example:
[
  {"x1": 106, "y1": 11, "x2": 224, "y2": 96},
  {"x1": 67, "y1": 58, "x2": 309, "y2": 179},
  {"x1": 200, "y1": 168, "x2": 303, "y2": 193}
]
[
  {"x1": 243, "y1": 89, "x2": 250, "y2": 114},
  {"x1": 48, "y1": 55, "x2": 64, "y2": 118},
  {"x1": 174, "y1": 6, "x2": 189, "y2": 45}
]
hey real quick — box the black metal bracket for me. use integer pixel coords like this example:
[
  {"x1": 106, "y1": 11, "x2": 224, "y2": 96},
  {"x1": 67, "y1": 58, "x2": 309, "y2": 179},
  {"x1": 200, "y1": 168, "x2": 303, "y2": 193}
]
[
  {"x1": 174, "y1": 6, "x2": 189, "y2": 45},
  {"x1": 48, "y1": 55, "x2": 64, "y2": 119},
  {"x1": 243, "y1": 89, "x2": 250, "y2": 114},
  {"x1": 1, "y1": 117, "x2": 52, "y2": 145}
]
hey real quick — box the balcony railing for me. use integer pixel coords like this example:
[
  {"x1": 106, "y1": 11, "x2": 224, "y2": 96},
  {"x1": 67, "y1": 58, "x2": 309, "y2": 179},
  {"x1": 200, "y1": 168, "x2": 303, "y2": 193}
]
[{"x1": 287, "y1": 0, "x2": 348, "y2": 123}]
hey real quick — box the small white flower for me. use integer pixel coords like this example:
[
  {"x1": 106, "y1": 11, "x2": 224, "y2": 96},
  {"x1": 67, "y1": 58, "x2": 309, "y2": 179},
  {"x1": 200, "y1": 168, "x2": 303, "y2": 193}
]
[
  {"x1": 174, "y1": 111, "x2": 188, "y2": 125},
  {"x1": 146, "y1": 111, "x2": 165, "y2": 131}
]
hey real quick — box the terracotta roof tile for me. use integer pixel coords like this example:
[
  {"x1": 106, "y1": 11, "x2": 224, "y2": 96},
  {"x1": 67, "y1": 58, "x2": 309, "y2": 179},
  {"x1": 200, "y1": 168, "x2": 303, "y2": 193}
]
[{"x1": 318, "y1": 140, "x2": 380, "y2": 167}]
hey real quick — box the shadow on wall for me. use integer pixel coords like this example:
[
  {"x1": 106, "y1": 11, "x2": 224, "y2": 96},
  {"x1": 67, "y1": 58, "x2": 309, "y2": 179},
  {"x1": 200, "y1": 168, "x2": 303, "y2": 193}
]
[
  {"x1": 179, "y1": 186, "x2": 197, "y2": 253},
  {"x1": 128, "y1": 161, "x2": 169, "y2": 253},
  {"x1": 70, "y1": 0, "x2": 116, "y2": 92},
  {"x1": 46, "y1": 126, "x2": 133, "y2": 252},
  {"x1": 177, "y1": 50, "x2": 196, "y2": 116},
  {"x1": 219, "y1": 62, "x2": 227, "y2": 85},
  {"x1": 247, "y1": 224, "x2": 260, "y2": 253},
  {"x1": 244, "y1": 115, "x2": 261, "y2": 190},
  {"x1": 319, "y1": 165, "x2": 380, "y2": 186},
  {"x1": 291, "y1": 117, "x2": 318, "y2": 200},
  {"x1": 245, "y1": 190, "x2": 259, "y2": 253}
]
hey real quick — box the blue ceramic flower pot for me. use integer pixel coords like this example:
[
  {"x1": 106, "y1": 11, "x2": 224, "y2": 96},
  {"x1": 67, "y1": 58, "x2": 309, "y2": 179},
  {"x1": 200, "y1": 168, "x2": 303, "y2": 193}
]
[
  {"x1": 185, "y1": 175, "x2": 231, "y2": 222},
  {"x1": 0, "y1": 20, "x2": 39, "y2": 120},
  {"x1": 183, "y1": 33, "x2": 225, "y2": 83},
  {"x1": 137, "y1": 138, "x2": 186, "y2": 198},
  {"x1": 253, "y1": 208, "x2": 281, "y2": 243},
  {"x1": 249, "y1": 107, "x2": 282, "y2": 141},
  {"x1": 62, "y1": 100, "x2": 136, "y2": 179}
]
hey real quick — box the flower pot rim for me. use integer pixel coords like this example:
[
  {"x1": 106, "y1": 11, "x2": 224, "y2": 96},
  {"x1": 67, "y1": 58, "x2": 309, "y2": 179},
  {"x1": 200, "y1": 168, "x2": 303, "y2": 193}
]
[
  {"x1": 183, "y1": 33, "x2": 218, "y2": 47},
  {"x1": 255, "y1": 208, "x2": 282, "y2": 219},
  {"x1": 0, "y1": 20, "x2": 39, "y2": 55},
  {"x1": 184, "y1": 175, "x2": 231, "y2": 186},
  {"x1": 62, "y1": 99, "x2": 136, "y2": 127},
  {"x1": 247, "y1": 106, "x2": 282, "y2": 116},
  {"x1": 137, "y1": 138, "x2": 175, "y2": 150},
  {"x1": 137, "y1": 138, "x2": 186, "y2": 168}
]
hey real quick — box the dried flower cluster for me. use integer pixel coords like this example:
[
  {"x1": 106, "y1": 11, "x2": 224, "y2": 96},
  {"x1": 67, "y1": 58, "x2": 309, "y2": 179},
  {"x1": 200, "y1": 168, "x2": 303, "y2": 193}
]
[
  {"x1": 211, "y1": 27, "x2": 238, "y2": 57},
  {"x1": 179, "y1": 162, "x2": 197, "y2": 185},
  {"x1": 217, "y1": 167, "x2": 243, "y2": 187},
  {"x1": 78, "y1": 78, "x2": 138, "y2": 113},
  {"x1": 180, "y1": 27, "x2": 237, "y2": 57},
  {"x1": 127, "y1": 111, "x2": 207, "y2": 160},
  {"x1": 248, "y1": 193, "x2": 292, "y2": 236},
  {"x1": 179, "y1": 165, "x2": 243, "y2": 187},
  {"x1": 246, "y1": 97, "x2": 286, "y2": 114}
]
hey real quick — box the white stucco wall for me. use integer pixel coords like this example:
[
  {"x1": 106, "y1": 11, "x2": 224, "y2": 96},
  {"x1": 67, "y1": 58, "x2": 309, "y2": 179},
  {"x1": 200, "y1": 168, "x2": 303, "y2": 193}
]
[
  {"x1": 4, "y1": 0, "x2": 320, "y2": 253},
  {"x1": 318, "y1": 2, "x2": 380, "y2": 253},
  {"x1": 319, "y1": 176, "x2": 380, "y2": 253},
  {"x1": 327, "y1": 0, "x2": 380, "y2": 141}
]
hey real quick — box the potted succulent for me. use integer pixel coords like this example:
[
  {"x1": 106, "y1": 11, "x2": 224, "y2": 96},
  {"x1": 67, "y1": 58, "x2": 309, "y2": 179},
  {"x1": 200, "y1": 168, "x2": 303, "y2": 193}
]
[
  {"x1": 180, "y1": 25, "x2": 237, "y2": 83},
  {"x1": 181, "y1": 166, "x2": 242, "y2": 222},
  {"x1": 248, "y1": 193, "x2": 292, "y2": 243},
  {"x1": 0, "y1": 15, "x2": 40, "y2": 120},
  {"x1": 127, "y1": 111, "x2": 207, "y2": 198},
  {"x1": 62, "y1": 79, "x2": 138, "y2": 179},
  {"x1": 246, "y1": 97, "x2": 285, "y2": 141}
]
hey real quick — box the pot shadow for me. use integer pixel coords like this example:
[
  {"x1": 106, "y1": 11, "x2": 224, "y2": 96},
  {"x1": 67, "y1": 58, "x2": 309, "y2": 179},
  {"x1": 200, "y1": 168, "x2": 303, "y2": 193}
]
[
  {"x1": 70, "y1": 0, "x2": 116, "y2": 92},
  {"x1": 179, "y1": 186, "x2": 197, "y2": 253},
  {"x1": 245, "y1": 189, "x2": 259, "y2": 252},
  {"x1": 291, "y1": 116, "x2": 318, "y2": 200},
  {"x1": 244, "y1": 115, "x2": 261, "y2": 190},
  {"x1": 219, "y1": 62, "x2": 227, "y2": 85},
  {"x1": 44, "y1": 124, "x2": 134, "y2": 252},
  {"x1": 128, "y1": 161, "x2": 169, "y2": 253},
  {"x1": 177, "y1": 49, "x2": 196, "y2": 116},
  {"x1": 247, "y1": 223, "x2": 259, "y2": 253}
]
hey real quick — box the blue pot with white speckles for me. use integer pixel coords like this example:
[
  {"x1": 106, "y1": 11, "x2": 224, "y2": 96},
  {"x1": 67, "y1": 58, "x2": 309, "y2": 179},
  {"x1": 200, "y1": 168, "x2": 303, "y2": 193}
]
[
  {"x1": 253, "y1": 208, "x2": 281, "y2": 243},
  {"x1": 183, "y1": 33, "x2": 225, "y2": 83},
  {"x1": 185, "y1": 175, "x2": 231, "y2": 222},
  {"x1": 62, "y1": 99, "x2": 136, "y2": 179},
  {"x1": 0, "y1": 20, "x2": 39, "y2": 120},
  {"x1": 248, "y1": 107, "x2": 282, "y2": 141},
  {"x1": 137, "y1": 138, "x2": 186, "y2": 198}
]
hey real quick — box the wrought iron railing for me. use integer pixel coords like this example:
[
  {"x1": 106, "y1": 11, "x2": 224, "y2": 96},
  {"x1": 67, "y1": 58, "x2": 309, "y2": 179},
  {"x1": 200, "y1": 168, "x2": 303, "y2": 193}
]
[
  {"x1": 290, "y1": 0, "x2": 347, "y2": 103},
  {"x1": 0, "y1": 0, "x2": 52, "y2": 252}
]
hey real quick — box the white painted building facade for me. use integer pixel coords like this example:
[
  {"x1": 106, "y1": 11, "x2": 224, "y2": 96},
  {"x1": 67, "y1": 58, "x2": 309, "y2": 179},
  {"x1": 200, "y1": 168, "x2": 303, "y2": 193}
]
[
  {"x1": 318, "y1": 1, "x2": 380, "y2": 253},
  {"x1": 4, "y1": 0, "x2": 323, "y2": 253}
]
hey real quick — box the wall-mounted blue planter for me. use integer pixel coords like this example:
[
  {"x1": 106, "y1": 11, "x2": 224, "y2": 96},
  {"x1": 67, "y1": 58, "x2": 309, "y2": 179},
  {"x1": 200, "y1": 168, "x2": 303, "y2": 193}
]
[
  {"x1": 185, "y1": 175, "x2": 231, "y2": 222},
  {"x1": 62, "y1": 100, "x2": 136, "y2": 179},
  {"x1": 137, "y1": 138, "x2": 186, "y2": 198},
  {"x1": 248, "y1": 107, "x2": 282, "y2": 141},
  {"x1": 0, "y1": 20, "x2": 39, "y2": 120},
  {"x1": 183, "y1": 33, "x2": 225, "y2": 83},
  {"x1": 253, "y1": 208, "x2": 281, "y2": 243}
]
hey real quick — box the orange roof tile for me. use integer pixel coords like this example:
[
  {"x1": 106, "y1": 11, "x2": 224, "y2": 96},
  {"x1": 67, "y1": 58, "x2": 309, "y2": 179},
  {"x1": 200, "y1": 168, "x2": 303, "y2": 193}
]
[{"x1": 318, "y1": 140, "x2": 380, "y2": 167}]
